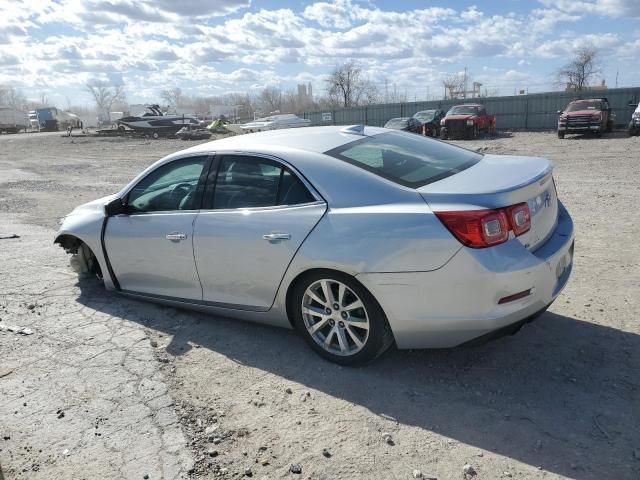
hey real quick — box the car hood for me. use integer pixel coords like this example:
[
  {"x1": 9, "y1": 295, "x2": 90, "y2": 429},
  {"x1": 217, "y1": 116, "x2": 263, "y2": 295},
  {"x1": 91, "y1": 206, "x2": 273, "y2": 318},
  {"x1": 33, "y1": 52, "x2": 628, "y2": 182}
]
[
  {"x1": 67, "y1": 194, "x2": 116, "y2": 216},
  {"x1": 445, "y1": 114, "x2": 474, "y2": 121}
]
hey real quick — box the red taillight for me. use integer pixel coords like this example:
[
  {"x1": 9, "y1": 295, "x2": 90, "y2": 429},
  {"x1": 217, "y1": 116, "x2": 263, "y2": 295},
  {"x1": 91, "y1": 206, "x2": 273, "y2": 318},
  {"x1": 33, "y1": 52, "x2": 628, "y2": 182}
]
[
  {"x1": 506, "y1": 203, "x2": 531, "y2": 236},
  {"x1": 435, "y1": 202, "x2": 531, "y2": 249},
  {"x1": 435, "y1": 209, "x2": 509, "y2": 248}
]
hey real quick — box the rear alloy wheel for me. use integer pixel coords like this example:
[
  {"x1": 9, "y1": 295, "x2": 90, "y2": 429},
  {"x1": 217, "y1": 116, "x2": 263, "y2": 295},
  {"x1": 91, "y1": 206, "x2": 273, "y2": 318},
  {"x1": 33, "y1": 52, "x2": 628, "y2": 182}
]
[{"x1": 292, "y1": 272, "x2": 393, "y2": 365}]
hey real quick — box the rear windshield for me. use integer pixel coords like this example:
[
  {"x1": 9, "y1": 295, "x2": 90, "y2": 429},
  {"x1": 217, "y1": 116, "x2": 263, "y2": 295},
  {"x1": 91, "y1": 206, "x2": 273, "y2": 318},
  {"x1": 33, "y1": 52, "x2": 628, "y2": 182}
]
[
  {"x1": 325, "y1": 131, "x2": 482, "y2": 188},
  {"x1": 414, "y1": 110, "x2": 436, "y2": 122},
  {"x1": 384, "y1": 118, "x2": 409, "y2": 129}
]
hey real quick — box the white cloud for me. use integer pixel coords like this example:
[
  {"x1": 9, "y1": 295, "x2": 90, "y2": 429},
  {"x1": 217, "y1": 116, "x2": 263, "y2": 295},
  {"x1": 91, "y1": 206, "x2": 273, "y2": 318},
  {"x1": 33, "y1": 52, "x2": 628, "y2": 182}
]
[
  {"x1": 303, "y1": 0, "x2": 357, "y2": 29},
  {"x1": 538, "y1": 0, "x2": 640, "y2": 18},
  {"x1": 0, "y1": 0, "x2": 635, "y2": 104},
  {"x1": 534, "y1": 33, "x2": 619, "y2": 58}
]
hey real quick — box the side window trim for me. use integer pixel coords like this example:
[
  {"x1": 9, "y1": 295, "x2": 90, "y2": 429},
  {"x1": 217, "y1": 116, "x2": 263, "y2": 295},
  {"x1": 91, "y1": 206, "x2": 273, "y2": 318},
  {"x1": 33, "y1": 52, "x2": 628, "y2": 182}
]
[
  {"x1": 123, "y1": 153, "x2": 214, "y2": 215},
  {"x1": 202, "y1": 152, "x2": 324, "y2": 211}
]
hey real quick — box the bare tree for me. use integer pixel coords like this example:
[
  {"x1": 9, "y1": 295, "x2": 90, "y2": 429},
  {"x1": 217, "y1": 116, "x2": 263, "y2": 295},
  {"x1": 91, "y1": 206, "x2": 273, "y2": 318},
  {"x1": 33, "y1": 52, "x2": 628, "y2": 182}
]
[
  {"x1": 160, "y1": 87, "x2": 183, "y2": 107},
  {"x1": 442, "y1": 73, "x2": 465, "y2": 100},
  {"x1": 557, "y1": 45, "x2": 599, "y2": 92},
  {"x1": 259, "y1": 87, "x2": 283, "y2": 114},
  {"x1": 0, "y1": 86, "x2": 27, "y2": 109},
  {"x1": 86, "y1": 83, "x2": 126, "y2": 125},
  {"x1": 325, "y1": 60, "x2": 378, "y2": 108}
]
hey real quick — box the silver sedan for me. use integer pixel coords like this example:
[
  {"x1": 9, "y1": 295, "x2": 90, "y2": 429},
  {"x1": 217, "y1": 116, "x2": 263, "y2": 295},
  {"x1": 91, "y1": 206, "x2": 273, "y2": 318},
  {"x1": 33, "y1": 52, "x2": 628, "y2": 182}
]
[{"x1": 55, "y1": 125, "x2": 574, "y2": 364}]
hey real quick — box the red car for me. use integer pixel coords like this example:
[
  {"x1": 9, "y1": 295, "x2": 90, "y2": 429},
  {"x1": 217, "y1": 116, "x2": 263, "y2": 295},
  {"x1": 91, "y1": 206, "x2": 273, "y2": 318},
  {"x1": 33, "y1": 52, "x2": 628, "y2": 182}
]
[{"x1": 440, "y1": 104, "x2": 496, "y2": 140}]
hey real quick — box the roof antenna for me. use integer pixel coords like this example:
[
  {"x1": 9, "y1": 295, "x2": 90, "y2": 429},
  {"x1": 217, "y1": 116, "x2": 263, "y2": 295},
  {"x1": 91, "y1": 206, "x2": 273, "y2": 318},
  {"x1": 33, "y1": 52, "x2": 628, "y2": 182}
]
[{"x1": 340, "y1": 125, "x2": 366, "y2": 136}]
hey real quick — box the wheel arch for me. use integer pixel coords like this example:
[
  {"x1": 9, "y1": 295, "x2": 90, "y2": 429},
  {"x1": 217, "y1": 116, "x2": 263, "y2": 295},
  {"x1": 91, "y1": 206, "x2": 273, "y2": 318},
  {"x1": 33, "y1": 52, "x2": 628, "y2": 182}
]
[
  {"x1": 283, "y1": 267, "x2": 390, "y2": 332},
  {"x1": 54, "y1": 233, "x2": 84, "y2": 252},
  {"x1": 54, "y1": 224, "x2": 116, "y2": 289}
]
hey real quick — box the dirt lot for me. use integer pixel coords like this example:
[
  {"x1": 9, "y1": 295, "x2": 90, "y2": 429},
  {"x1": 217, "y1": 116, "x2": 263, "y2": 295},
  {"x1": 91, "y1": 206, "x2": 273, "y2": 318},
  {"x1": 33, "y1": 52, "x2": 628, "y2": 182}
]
[{"x1": 0, "y1": 131, "x2": 639, "y2": 480}]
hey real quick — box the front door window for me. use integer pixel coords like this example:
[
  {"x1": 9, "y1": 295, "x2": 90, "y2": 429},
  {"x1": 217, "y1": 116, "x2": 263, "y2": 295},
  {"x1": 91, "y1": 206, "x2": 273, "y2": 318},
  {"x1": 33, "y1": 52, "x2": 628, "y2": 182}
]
[{"x1": 128, "y1": 156, "x2": 208, "y2": 213}]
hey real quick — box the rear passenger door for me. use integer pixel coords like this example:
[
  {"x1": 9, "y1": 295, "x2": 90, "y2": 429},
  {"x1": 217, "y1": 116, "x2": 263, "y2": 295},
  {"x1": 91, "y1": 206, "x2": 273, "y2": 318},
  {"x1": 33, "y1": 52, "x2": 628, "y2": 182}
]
[{"x1": 192, "y1": 154, "x2": 326, "y2": 310}]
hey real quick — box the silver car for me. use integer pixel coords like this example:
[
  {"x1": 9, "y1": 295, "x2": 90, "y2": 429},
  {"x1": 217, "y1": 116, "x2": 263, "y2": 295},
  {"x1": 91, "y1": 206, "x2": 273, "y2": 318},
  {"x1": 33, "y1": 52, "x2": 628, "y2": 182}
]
[{"x1": 55, "y1": 125, "x2": 575, "y2": 364}]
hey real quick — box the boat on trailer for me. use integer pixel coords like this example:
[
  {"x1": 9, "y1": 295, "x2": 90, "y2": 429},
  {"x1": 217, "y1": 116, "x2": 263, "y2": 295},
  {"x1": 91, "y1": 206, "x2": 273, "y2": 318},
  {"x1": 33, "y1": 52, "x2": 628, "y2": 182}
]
[{"x1": 116, "y1": 105, "x2": 200, "y2": 138}]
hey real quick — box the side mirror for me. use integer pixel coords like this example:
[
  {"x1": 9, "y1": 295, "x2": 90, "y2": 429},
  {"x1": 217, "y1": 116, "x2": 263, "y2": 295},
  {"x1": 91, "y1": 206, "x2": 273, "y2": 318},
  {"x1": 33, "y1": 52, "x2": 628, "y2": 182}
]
[{"x1": 104, "y1": 197, "x2": 126, "y2": 216}]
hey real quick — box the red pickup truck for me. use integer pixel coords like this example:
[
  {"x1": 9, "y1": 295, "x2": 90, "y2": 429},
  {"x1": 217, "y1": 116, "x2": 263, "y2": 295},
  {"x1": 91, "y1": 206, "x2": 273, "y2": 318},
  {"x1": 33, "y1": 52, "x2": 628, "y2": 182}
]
[
  {"x1": 557, "y1": 98, "x2": 614, "y2": 138},
  {"x1": 440, "y1": 104, "x2": 496, "y2": 140}
]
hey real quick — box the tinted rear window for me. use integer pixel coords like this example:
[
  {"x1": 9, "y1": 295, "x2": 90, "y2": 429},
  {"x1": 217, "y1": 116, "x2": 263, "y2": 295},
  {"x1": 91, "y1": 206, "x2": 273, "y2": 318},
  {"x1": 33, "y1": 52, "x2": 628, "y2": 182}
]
[
  {"x1": 325, "y1": 131, "x2": 482, "y2": 188},
  {"x1": 414, "y1": 111, "x2": 436, "y2": 122}
]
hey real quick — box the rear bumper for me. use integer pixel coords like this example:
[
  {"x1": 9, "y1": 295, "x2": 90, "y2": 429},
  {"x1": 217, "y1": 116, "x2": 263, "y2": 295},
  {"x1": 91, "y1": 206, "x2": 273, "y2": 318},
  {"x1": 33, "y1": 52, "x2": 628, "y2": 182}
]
[{"x1": 357, "y1": 202, "x2": 574, "y2": 349}]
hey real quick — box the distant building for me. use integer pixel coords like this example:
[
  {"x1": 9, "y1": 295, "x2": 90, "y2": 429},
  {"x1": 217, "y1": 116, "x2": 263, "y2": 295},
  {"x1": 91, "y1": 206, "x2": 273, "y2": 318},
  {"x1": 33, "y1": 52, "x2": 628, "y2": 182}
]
[{"x1": 297, "y1": 83, "x2": 313, "y2": 104}]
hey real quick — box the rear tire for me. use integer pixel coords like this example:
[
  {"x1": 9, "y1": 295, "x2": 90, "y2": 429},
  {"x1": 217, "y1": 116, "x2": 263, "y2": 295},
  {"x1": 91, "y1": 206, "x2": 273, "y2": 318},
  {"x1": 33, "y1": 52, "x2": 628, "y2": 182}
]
[{"x1": 290, "y1": 270, "x2": 393, "y2": 365}]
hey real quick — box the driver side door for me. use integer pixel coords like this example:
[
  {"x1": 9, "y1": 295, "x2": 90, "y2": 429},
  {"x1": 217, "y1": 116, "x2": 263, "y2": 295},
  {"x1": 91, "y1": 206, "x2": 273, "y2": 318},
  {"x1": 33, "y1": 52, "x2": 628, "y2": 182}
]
[{"x1": 104, "y1": 154, "x2": 211, "y2": 300}]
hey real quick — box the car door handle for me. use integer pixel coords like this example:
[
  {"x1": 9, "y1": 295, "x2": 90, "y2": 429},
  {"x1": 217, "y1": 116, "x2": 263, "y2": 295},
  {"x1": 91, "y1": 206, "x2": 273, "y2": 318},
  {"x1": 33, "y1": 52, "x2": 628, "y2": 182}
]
[
  {"x1": 166, "y1": 232, "x2": 187, "y2": 241},
  {"x1": 262, "y1": 233, "x2": 291, "y2": 241}
]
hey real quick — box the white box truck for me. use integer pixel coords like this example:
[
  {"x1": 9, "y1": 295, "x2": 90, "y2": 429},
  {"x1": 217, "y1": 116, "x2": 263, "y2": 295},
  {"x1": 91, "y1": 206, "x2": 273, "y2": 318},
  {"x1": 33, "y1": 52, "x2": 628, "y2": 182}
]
[{"x1": 0, "y1": 107, "x2": 29, "y2": 133}]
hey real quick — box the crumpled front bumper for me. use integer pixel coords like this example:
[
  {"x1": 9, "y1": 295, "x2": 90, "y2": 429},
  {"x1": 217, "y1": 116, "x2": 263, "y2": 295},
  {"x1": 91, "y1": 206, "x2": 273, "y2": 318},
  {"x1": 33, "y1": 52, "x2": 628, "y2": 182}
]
[{"x1": 357, "y1": 202, "x2": 575, "y2": 349}]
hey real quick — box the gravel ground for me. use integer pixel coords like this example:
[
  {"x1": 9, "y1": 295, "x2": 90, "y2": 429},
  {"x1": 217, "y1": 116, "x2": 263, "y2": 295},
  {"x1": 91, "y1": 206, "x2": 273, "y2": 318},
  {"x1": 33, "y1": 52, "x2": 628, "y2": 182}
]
[{"x1": 0, "y1": 130, "x2": 639, "y2": 480}]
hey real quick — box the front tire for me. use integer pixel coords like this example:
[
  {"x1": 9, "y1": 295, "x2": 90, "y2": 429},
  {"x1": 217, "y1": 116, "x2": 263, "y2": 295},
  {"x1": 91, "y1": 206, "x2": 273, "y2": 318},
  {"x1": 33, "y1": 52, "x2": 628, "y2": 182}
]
[
  {"x1": 557, "y1": 131, "x2": 565, "y2": 139},
  {"x1": 291, "y1": 271, "x2": 393, "y2": 365}
]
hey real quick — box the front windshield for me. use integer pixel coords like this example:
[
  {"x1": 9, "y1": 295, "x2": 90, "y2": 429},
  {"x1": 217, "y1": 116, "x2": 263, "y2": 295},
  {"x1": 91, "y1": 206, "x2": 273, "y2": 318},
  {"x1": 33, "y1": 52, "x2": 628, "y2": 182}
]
[
  {"x1": 414, "y1": 110, "x2": 436, "y2": 122},
  {"x1": 325, "y1": 131, "x2": 482, "y2": 188},
  {"x1": 447, "y1": 106, "x2": 479, "y2": 115},
  {"x1": 566, "y1": 101, "x2": 602, "y2": 112}
]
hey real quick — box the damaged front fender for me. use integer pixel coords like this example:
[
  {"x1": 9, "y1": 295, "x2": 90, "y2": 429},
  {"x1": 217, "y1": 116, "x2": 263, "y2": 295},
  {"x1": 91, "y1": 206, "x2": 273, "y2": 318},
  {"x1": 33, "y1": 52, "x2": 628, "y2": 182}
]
[{"x1": 55, "y1": 206, "x2": 116, "y2": 289}]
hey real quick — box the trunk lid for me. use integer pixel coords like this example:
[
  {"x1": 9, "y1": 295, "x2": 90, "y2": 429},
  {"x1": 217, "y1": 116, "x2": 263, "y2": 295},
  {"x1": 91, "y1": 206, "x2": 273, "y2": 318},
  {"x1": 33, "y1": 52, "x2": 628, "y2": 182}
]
[{"x1": 419, "y1": 154, "x2": 558, "y2": 251}]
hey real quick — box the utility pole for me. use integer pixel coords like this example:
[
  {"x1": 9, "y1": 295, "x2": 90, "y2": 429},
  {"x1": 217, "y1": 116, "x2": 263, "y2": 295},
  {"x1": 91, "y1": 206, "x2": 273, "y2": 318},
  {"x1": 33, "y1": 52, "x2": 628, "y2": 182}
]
[
  {"x1": 615, "y1": 68, "x2": 619, "y2": 88},
  {"x1": 463, "y1": 67, "x2": 468, "y2": 99}
]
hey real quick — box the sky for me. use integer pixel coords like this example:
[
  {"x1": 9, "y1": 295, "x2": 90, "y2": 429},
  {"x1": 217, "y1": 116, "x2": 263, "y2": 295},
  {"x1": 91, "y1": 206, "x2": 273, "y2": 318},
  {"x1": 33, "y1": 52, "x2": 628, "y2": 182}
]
[{"x1": 0, "y1": 0, "x2": 639, "y2": 108}]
